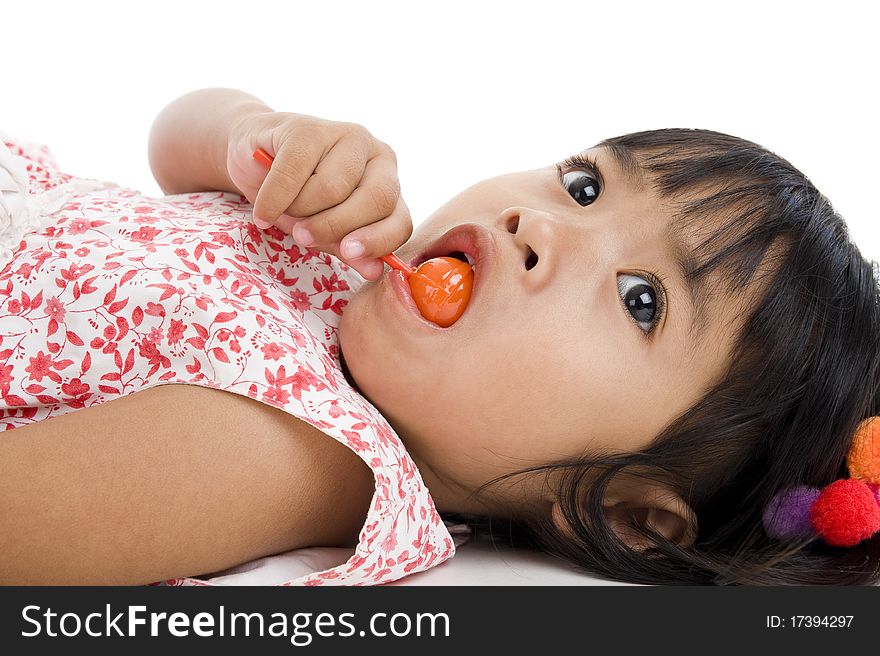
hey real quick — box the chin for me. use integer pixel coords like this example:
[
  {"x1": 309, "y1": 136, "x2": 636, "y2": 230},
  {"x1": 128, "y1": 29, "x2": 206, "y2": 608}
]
[{"x1": 338, "y1": 286, "x2": 388, "y2": 405}]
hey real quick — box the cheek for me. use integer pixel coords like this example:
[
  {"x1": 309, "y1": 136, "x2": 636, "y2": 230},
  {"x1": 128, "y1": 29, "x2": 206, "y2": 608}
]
[
  {"x1": 447, "y1": 318, "x2": 594, "y2": 422},
  {"x1": 337, "y1": 284, "x2": 464, "y2": 417}
]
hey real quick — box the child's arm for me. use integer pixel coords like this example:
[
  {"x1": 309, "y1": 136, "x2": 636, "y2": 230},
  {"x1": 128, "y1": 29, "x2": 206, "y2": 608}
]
[
  {"x1": 149, "y1": 87, "x2": 413, "y2": 282},
  {"x1": 0, "y1": 384, "x2": 374, "y2": 584},
  {"x1": 148, "y1": 87, "x2": 271, "y2": 195}
]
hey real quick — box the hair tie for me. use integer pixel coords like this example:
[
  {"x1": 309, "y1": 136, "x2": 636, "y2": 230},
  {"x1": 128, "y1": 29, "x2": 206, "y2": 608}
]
[{"x1": 762, "y1": 416, "x2": 880, "y2": 547}]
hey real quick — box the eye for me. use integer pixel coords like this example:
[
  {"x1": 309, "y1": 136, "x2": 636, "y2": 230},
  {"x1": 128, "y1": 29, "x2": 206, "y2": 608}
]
[
  {"x1": 556, "y1": 153, "x2": 602, "y2": 206},
  {"x1": 618, "y1": 273, "x2": 666, "y2": 336}
]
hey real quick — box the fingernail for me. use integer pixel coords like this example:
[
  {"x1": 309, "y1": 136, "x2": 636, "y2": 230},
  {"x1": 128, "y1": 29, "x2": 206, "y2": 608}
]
[
  {"x1": 342, "y1": 240, "x2": 365, "y2": 259},
  {"x1": 254, "y1": 217, "x2": 272, "y2": 229},
  {"x1": 294, "y1": 224, "x2": 314, "y2": 246}
]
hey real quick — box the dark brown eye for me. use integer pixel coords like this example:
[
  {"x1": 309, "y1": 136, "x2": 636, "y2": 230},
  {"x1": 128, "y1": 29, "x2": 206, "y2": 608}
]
[
  {"x1": 618, "y1": 273, "x2": 658, "y2": 333},
  {"x1": 561, "y1": 170, "x2": 600, "y2": 206}
]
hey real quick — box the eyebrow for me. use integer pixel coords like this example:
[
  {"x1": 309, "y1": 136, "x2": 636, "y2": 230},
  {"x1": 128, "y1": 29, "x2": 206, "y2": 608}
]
[
  {"x1": 599, "y1": 144, "x2": 706, "y2": 343},
  {"x1": 597, "y1": 142, "x2": 646, "y2": 191}
]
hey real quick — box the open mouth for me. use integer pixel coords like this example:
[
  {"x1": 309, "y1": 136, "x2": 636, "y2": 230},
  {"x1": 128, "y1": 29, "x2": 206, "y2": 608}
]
[
  {"x1": 411, "y1": 249, "x2": 474, "y2": 268},
  {"x1": 408, "y1": 224, "x2": 492, "y2": 272},
  {"x1": 442, "y1": 250, "x2": 472, "y2": 265},
  {"x1": 403, "y1": 224, "x2": 497, "y2": 322}
]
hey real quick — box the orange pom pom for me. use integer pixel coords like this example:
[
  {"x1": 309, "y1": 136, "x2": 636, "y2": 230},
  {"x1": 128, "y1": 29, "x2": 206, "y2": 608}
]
[{"x1": 847, "y1": 416, "x2": 880, "y2": 484}]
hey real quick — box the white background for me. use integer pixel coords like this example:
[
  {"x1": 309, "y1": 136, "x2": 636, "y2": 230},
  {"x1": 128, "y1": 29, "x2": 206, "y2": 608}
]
[{"x1": 4, "y1": 0, "x2": 878, "y2": 259}]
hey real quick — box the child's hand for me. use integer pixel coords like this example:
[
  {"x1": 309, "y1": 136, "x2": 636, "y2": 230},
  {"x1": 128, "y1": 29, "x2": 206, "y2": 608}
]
[{"x1": 226, "y1": 111, "x2": 413, "y2": 281}]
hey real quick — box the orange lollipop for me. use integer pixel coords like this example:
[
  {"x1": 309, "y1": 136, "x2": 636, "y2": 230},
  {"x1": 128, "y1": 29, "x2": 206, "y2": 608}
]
[
  {"x1": 252, "y1": 148, "x2": 475, "y2": 327},
  {"x1": 383, "y1": 253, "x2": 474, "y2": 327}
]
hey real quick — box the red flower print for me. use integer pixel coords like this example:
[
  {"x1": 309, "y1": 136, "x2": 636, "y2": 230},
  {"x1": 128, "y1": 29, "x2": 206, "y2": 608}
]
[
  {"x1": 133, "y1": 205, "x2": 154, "y2": 214},
  {"x1": 292, "y1": 367, "x2": 323, "y2": 394},
  {"x1": 138, "y1": 338, "x2": 171, "y2": 370},
  {"x1": 214, "y1": 268, "x2": 229, "y2": 281},
  {"x1": 0, "y1": 364, "x2": 14, "y2": 394},
  {"x1": 380, "y1": 531, "x2": 398, "y2": 553},
  {"x1": 260, "y1": 342, "x2": 285, "y2": 361},
  {"x1": 321, "y1": 272, "x2": 350, "y2": 293},
  {"x1": 60, "y1": 262, "x2": 95, "y2": 281},
  {"x1": 375, "y1": 423, "x2": 399, "y2": 448},
  {"x1": 45, "y1": 296, "x2": 65, "y2": 322},
  {"x1": 344, "y1": 431, "x2": 370, "y2": 452},
  {"x1": 25, "y1": 351, "x2": 53, "y2": 382},
  {"x1": 174, "y1": 248, "x2": 189, "y2": 258},
  {"x1": 148, "y1": 326, "x2": 164, "y2": 344},
  {"x1": 210, "y1": 232, "x2": 234, "y2": 247},
  {"x1": 145, "y1": 302, "x2": 165, "y2": 317},
  {"x1": 68, "y1": 218, "x2": 90, "y2": 234},
  {"x1": 7, "y1": 299, "x2": 21, "y2": 314},
  {"x1": 284, "y1": 244, "x2": 304, "y2": 262},
  {"x1": 290, "y1": 290, "x2": 311, "y2": 312},
  {"x1": 262, "y1": 385, "x2": 290, "y2": 405},
  {"x1": 61, "y1": 377, "x2": 90, "y2": 397},
  {"x1": 290, "y1": 330, "x2": 307, "y2": 349},
  {"x1": 246, "y1": 223, "x2": 262, "y2": 241},
  {"x1": 130, "y1": 226, "x2": 162, "y2": 243},
  {"x1": 167, "y1": 319, "x2": 185, "y2": 345},
  {"x1": 75, "y1": 247, "x2": 90, "y2": 257}
]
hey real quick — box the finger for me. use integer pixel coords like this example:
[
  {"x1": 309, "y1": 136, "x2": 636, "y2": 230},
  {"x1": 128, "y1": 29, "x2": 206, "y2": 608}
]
[
  {"x1": 338, "y1": 194, "x2": 413, "y2": 261},
  {"x1": 343, "y1": 257, "x2": 386, "y2": 282},
  {"x1": 290, "y1": 149, "x2": 400, "y2": 247},
  {"x1": 252, "y1": 135, "x2": 324, "y2": 225},
  {"x1": 283, "y1": 129, "x2": 371, "y2": 218},
  {"x1": 274, "y1": 213, "x2": 302, "y2": 235}
]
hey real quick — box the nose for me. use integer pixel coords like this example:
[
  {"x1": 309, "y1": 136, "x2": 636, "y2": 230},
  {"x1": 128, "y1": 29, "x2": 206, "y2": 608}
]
[{"x1": 496, "y1": 206, "x2": 563, "y2": 291}]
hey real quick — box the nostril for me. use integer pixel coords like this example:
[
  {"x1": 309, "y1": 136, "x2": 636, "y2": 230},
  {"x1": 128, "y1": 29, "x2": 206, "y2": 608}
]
[
  {"x1": 506, "y1": 216, "x2": 520, "y2": 234},
  {"x1": 525, "y1": 247, "x2": 539, "y2": 270}
]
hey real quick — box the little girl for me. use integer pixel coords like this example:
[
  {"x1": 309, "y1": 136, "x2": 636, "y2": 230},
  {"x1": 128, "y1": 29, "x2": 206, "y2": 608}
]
[{"x1": 2, "y1": 88, "x2": 878, "y2": 586}]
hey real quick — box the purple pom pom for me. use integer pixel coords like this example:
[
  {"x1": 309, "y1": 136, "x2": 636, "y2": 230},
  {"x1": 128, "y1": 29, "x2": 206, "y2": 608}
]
[{"x1": 762, "y1": 485, "x2": 821, "y2": 540}]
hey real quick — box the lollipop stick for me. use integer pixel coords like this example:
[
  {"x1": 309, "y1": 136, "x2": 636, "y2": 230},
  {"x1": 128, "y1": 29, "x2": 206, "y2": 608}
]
[
  {"x1": 381, "y1": 253, "x2": 414, "y2": 276},
  {"x1": 252, "y1": 148, "x2": 413, "y2": 276}
]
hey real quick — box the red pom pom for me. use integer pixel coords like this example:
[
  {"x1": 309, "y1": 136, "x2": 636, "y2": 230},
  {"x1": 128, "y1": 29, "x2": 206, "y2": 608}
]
[{"x1": 810, "y1": 479, "x2": 880, "y2": 547}]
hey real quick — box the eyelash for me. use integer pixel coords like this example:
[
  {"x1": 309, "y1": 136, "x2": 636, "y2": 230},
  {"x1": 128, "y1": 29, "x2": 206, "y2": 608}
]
[
  {"x1": 556, "y1": 153, "x2": 603, "y2": 189},
  {"x1": 556, "y1": 153, "x2": 667, "y2": 339}
]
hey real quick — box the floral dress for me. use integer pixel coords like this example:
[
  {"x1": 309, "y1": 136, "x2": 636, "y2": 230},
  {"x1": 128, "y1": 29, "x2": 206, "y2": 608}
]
[{"x1": 0, "y1": 131, "x2": 459, "y2": 585}]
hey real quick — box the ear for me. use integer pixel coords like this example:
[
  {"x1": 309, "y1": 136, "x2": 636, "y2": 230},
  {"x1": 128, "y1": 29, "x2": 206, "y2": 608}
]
[{"x1": 550, "y1": 478, "x2": 698, "y2": 552}]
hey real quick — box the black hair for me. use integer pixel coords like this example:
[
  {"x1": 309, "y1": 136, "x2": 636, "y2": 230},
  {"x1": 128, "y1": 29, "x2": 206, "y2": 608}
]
[{"x1": 444, "y1": 128, "x2": 880, "y2": 585}]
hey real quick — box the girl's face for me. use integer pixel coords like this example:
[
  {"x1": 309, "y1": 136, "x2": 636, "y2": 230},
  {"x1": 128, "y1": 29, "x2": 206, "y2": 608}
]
[{"x1": 339, "y1": 146, "x2": 748, "y2": 516}]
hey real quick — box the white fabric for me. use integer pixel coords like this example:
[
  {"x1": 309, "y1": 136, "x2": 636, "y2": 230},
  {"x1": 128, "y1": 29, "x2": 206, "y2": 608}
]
[
  {"x1": 203, "y1": 535, "x2": 636, "y2": 586},
  {"x1": 0, "y1": 137, "x2": 117, "y2": 271}
]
